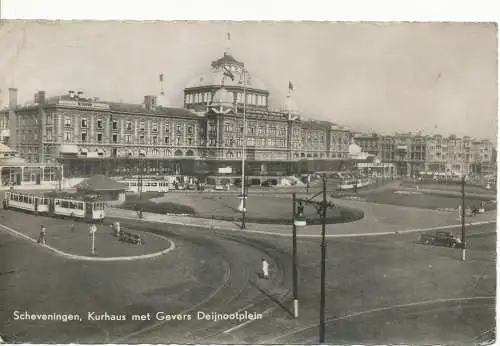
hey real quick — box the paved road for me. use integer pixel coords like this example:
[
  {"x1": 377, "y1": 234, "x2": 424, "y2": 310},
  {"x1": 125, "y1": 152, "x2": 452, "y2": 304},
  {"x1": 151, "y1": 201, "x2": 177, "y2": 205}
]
[
  {"x1": 0, "y1": 206, "x2": 495, "y2": 344},
  {"x1": 0, "y1": 211, "x2": 292, "y2": 344}
]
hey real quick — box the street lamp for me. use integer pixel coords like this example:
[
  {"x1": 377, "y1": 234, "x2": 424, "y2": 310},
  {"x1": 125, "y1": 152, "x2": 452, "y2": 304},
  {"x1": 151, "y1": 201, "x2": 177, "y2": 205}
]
[
  {"x1": 240, "y1": 67, "x2": 248, "y2": 229},
  {"x1": 292, "y1": 175, "x2": 333, "y2": 343},
  {"x1": 292, "y1": 193, "x2": 306, "y2": 319}
]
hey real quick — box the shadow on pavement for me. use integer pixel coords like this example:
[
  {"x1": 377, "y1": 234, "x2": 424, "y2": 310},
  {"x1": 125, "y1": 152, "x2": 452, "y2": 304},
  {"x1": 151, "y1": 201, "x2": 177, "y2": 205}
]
[{"x1": 249, "y1": 279, "x2": 293, "y2": 318}]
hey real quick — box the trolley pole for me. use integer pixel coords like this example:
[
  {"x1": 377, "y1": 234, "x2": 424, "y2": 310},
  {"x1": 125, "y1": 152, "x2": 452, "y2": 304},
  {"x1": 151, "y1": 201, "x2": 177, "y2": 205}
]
[
  {"x1": 292, "y1": 192, "x2": 299, "y2": 318},
  {"x1": 319, "y1": 175, "x2": 327, "y2": 343},
  {"x1": 461, "y1": 176, "x2": 466, "y2": 261}
]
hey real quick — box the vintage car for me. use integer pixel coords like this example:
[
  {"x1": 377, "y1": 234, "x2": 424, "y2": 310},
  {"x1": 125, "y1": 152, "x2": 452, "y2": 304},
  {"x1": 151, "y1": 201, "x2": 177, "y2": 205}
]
[{"x1": 418, "y1": 230, "x2": 463, "y2": 248}]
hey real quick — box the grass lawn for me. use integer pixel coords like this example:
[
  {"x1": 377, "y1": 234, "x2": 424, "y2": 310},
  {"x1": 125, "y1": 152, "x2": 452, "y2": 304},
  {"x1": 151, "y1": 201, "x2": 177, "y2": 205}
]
[
  {"x1": 119, "y1": 193, "x2": 364, "y2": 225},
  {"x1": 365, "y1": 189, "x2": 496, "y2": 211}
]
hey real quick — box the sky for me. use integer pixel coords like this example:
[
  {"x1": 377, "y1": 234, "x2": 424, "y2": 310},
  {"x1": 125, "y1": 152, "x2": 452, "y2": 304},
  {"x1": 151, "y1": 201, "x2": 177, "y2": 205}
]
[{"x1": 0, "y1": 21, "x2": 497, "y2": 141}]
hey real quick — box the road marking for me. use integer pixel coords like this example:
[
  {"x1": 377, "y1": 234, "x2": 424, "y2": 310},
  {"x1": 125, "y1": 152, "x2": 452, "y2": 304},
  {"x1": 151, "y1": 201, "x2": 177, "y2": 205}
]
[
  {"x1": 0, "y1": 223, "x2": 176, "y2": 262},
  {"x1": 264, "y1": 296, "x2": 495, "y2": 343},
  {"x1": 223, "y1": 307, "x2": 274, "y2": 334}
]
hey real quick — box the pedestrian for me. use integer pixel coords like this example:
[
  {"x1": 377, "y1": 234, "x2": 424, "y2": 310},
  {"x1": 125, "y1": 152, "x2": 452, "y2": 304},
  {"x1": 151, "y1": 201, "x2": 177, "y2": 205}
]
[
  {"x1": 38, "y1": 225, "x2": 46, "y2": 244},
  {"x1": 261, "y1": 258, "x2": 270, "y2": 280}
]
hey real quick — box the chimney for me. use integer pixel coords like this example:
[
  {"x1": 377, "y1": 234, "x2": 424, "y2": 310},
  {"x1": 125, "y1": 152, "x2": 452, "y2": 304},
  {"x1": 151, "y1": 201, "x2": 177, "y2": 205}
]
[
  {"x1": 68, "y1": 90, "x2": 75, "y2": 98},
  {"x1": 144, "y1": 95, "x2": 157, "y2": 111},
  {"x1": 34, "y1": 90, "x2": 46, "y2": 104},
  {"x1": 9, "y1": 88, "x2": 18, "y2": 110}
]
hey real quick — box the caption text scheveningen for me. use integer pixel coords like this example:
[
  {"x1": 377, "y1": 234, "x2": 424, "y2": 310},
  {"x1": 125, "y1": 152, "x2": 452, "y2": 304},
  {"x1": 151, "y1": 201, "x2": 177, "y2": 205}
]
[{"x1": 12, "y1": 310, "x2": 263, "y2": 323}]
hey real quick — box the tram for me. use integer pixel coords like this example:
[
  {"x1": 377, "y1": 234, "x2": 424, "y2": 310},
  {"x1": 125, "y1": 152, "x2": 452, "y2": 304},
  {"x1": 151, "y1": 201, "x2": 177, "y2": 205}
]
[{"x1": 3, "y1": 191, "x2": 105, "y2": 221}]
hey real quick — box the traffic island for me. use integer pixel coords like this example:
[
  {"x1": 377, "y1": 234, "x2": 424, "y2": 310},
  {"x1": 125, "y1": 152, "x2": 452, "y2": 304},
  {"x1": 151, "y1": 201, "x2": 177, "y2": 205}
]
[
  {"x1": 119, "y1": 193, "x2": 364, "y2": 225},
  {"x1": 0, "y1": 212, "x2": 174, "y2": 259}
]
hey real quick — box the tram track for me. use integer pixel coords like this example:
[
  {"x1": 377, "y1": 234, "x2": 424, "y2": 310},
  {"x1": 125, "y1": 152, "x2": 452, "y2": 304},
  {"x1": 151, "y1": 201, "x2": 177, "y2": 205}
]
[{"x1": 110, "y1": 219, "x2": 293, "y2": 343}]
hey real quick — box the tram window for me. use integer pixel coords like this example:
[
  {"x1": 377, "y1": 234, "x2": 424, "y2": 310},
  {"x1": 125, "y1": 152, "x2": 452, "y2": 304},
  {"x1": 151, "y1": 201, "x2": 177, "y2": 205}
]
[
  {"x1": 78, "y1": 202, "x2": 83, "y2": 210},
  {"x1": 55, "y1": 200, "x2": 60, "y2": 206}
]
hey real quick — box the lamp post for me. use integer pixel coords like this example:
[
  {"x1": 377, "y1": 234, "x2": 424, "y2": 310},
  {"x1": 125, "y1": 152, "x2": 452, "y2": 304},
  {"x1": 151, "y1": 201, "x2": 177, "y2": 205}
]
[
  {"x1": 461, "y1": 175, "x2": 466, "y2": 261},
  {"x1": 291, "y1": 193, "x2": 306, "y2": 318},
  {"x1": 319, "y1": 175, "x2": 327, "y2": 343},
  {"x1": 241, "y1": 67, "x2": 248, "y2": 229},
  {"x1": 293, "y1": 175, "x2": 332, "y2": 342}
]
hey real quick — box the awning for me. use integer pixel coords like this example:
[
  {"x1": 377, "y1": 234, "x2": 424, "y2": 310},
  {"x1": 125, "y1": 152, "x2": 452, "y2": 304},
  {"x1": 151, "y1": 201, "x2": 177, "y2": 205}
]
[
  {"x1": 0, "y1": 129, "x2": 10, "y2": 138},
  {"x1": 80, "y1": 148, "x2": 88, "y2": 154},
  {"x1": 59, "y1": 144, "x2": 78, "y2": 154},
  {"x1": 97, "y1": 148, "x2": 104, "y2": 154},
  {"x1": 139, "y1": 149, "x2": 146, "y2": 155}
]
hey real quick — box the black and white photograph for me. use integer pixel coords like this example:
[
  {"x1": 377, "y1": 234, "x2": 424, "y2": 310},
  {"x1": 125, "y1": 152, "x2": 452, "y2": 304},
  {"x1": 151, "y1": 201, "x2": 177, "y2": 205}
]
[{"x1": 0, "y1": 18, "x2": 497, "y2": 345}]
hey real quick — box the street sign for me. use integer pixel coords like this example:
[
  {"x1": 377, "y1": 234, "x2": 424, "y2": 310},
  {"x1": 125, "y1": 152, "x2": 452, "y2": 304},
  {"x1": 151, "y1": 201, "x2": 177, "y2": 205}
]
[{"x1": 90, "y1": 224, "x2": 97, "y2": 233}]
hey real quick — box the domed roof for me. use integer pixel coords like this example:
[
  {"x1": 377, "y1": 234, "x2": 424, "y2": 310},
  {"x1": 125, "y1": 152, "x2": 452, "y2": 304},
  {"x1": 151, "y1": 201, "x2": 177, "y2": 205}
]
[
  {"x1": 280, "y1": 95, "x2": 300, "y2": 114},
  {"x1": 186, "y1": 53, "x2": 268, "y2": 92},
  {"x1": 212, "y1": 87, "x2": 233, "y2": 106}
]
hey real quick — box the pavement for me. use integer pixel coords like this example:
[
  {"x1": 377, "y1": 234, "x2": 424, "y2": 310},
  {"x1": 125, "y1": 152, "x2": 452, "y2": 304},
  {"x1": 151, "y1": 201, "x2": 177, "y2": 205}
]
[
  {"x1": 0, "y1": 211, "x2": 175, "y2": 261},
  {"x1": 107, "y1": 196, "x2": 497, "y2": 238}
]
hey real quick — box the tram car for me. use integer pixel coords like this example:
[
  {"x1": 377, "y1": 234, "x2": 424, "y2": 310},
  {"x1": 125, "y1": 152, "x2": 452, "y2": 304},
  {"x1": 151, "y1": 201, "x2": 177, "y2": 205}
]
[{"x1": 3, "y1": 191, "x2": 105, "y2": 221}]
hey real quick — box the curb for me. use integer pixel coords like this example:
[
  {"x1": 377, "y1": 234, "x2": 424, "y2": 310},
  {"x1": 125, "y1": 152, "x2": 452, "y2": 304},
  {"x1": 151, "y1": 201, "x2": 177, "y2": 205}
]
[
  {"x1": 108, "y1": 212, "x2": 496, "y2": 239},
  {"x1": 0, "y1": 223, "x2": 176, "y2": 262}
]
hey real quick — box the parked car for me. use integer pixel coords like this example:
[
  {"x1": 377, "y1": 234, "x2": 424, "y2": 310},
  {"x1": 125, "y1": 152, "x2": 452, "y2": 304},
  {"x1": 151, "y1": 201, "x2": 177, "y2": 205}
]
[{"x1": 418, "y1": 231, "x2": 463, "y2": 248}]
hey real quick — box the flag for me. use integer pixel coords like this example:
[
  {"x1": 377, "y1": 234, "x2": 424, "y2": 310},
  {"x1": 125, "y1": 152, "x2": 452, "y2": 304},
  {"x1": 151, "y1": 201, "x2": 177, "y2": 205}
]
[
  {"x1": 223, "y1": 66, "x2": 234, "y2": 81},
  {"x1": 289, "y1": 81, "x2": 294, "y2": 92},
  {"x1": 159, "y1": 73, "x2": 164, "y2": 82}
]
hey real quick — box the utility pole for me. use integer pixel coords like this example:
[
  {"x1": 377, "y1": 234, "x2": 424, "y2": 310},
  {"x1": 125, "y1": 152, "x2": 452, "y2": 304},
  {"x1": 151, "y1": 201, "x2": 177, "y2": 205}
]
[
  {"x1": 319, "y1": 175, "x2": 327, "y2": 343},
  {"x1": 292, "y1": 192, "x2": 299, "y2": 318},
  {"x1": 461, "y1": 175, "x2": 466, "y2": 261}
]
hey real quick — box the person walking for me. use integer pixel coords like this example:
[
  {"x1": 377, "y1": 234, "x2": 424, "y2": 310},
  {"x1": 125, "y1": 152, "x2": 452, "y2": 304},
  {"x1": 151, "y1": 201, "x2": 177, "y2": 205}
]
[
  {"x1": 261, "y1": 258, "x2": 270, "y2": 280},
  {"x1": 38, "y1": 225, "x2": 46, "y2": 244}
]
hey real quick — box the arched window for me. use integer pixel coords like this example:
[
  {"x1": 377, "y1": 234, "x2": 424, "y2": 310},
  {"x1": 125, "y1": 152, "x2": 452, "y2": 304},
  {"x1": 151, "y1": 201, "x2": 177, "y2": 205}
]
[
  {"x1": 186, "y1": 149, "x2": 194, "y2": 157},
  {"x1": 174, "y1": 150, "x2": 183, "y2": 157}
]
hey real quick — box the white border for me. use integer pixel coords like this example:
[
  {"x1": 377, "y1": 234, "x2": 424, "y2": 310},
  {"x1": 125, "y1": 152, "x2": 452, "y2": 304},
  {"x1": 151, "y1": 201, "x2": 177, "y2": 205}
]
[{"x1": 1, "y1": 0, "x2": 499, "y2": 21}]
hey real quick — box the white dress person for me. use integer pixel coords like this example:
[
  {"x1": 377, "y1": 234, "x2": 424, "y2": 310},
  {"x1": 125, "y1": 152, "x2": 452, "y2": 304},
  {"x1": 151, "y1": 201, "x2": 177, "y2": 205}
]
[{"x1": 261, "y1": 258, "x2": 270, "y2": 279}]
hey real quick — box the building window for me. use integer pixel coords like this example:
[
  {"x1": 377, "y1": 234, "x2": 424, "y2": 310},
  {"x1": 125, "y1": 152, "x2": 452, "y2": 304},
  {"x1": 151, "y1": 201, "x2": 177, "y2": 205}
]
[
  {"x1": 126, "y1": 121, "x2": 132, "y2": 131},
  {"x1": 187, "y1": 137, "x2": 193, "y2": 146},
  {"x1": 81, "y1": 132, "x2": 87, "y2": 142},
  {"x1": 152, "y1": 122, "x2": 158, "y2": 132},
  {"x1": 139, "y1": 121, "x2": 145, "y2": 131},
  {"x1": 176, "y1": 124, "x2": 182, "y2": 134},
  {"x1": 176, "y1": 137, "x2": 181, "y2": 145},
  {"x1": 139, "y1": 135, "x2": 145, "y2": 144},
  {"x1": 126, "y1": 135, "x2": 131, "y2": 144},
  {"x1": 152, "y1": 149, "x2": 159, "y2": 156},
  {"x1": 81, "y1": 118, "x2": 87, "y2": 128},
  {"x1": 64, "y1": 131, "x2": 72, "y2": 141},
  {"x1": 152, "y1": 136, "x2": 158, "y2": 144},
  {"x1": 112, "y1": 134, "x2": 117, "y2": 143},
  {"x1": 165, "y1": 124, "x2": 170, "y2": 133},
  {"x1": 64, "y1": 116, "x2": 72, "y2": 127},
  {"x1": 97, "y1": 119, "x2": 103, "y2": 129},
  {"x1": 46, "y1": 114, "x2": 53, "y2": 124},
  {"x1": 164, "y1": 136, "x2": 169, "y2": 144},
  {"x1": 46, "y1": 128, "x2": 53, "y2": 141},
  {"x1": 97, "y1": 133, "x2": 103, "y2": 142},
  {"x1": 187, "y1": 126, "x2": 193, "y2": 134},
  {"x1": 112, "y1": 120, "x2": 118, "y2": 130}
]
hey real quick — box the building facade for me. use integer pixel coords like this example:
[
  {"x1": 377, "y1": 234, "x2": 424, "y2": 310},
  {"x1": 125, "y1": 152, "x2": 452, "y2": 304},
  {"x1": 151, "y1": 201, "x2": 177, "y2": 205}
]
[
  {"x1": 354, "y1": 132, "x2": 495, "y2": 176},
  {"x1": 0, "y1": 52, "x2": 353, "y2": 178}
]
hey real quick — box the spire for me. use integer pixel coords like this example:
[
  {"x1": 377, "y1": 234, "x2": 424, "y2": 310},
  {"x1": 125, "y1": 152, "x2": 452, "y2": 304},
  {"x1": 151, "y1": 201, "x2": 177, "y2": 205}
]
[
  {"x1": 226, "y1": 32, "x2": 231, "y2": 55},
  {"x1": 159, "y1": 73, "x2": 165, "y2": 96}
]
